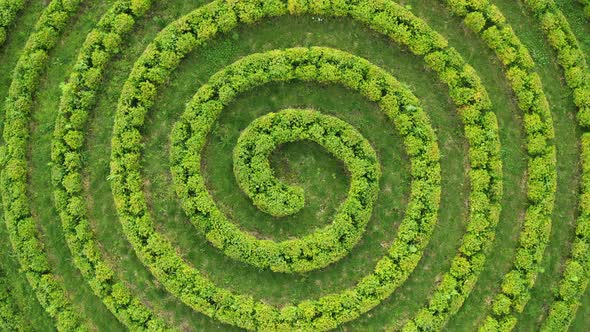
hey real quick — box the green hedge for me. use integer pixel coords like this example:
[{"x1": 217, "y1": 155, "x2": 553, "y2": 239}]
[
  {"x1": 424, "y1": 0, "x2": 558, "y2": 330},
  {"x1": 50, "y1": 0, "x2": 172, "y2": 330},
  {"x1": 0, "y1": 0, "x2": 26, "y2": 45},
  {"x1": 0, "y1": 0, "x2": 88, "y2": 330},
  {"x1": 107, "y1": 0, "x2": 503, "y2": 329},
  {"x1": 234, "y1": 109, "x2": 380, "y2": 220},
  {"x1": 170, "y1": 48, "x2": 400, "y2": 275},
  {"x1": 579, "y1": 0, "x2": 590, "y2": 19},
  {"x1": 133, "y1": 44, "x2": 441, "y2": 330},
  {"x1": 227, "y1": 108, "x2": 380, "y2": 272},
  {"x1": 0, "y1": 266, "x2": 26, "y2": 331},
  {"x1": 519, "y1": 0, "x2": 590, "y2": 330}
]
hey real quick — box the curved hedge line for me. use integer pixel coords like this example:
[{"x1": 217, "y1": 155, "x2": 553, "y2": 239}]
[
  {"x1": 0, "y1": 0, "x2": 26, "y2": 45},
  {"x1": 234, "y1": 109, "x2": 380, "y2": 220},
  {"x1": 519, "y1": 0, "x2": 590, "y2": 329},
  {"x1": 0, "y1": 0, "x2": 88, "y2": 330},
  {"x1": 120, "y1": 43, "x2": 441, "y2": 330},
  {"x1": 170, "y1": 44, "x2": 436, "y2": 275},
  {"x1": 234, "y1": 109, "x2": 379, "y2": 219},
  {"x1": 171, "y1": 48, "x2": 393, "y2": 274},
  {"x1": 423, "y1": 0, "x2": 557, "y2": 330},
  {"x1": 50, "y1": 0, "x2": 173, "y2": 330},
  {"x1": 107, "y1": 0, "x2": 504, "y2": 329},
  {"x1": 0, "y1": 266, "x2": 26, "y2": 331},
  {"x1": 229, "y1": 108, "x2": 381, "y2": 272}
]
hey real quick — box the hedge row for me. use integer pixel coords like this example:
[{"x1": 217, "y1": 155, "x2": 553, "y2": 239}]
[
  {"x1": 123, "y1": 43, "x2": 441, "y2": 330},
  {"x1": 228, "y1": 108, "x2": 380, "y2": 272},
  {"x1": 0, "y1": 0, "x2": 88, "y2": 330},
  {"x1": 520, "y1": 0, "x2": 590, "y2": 330},
  {"x1": 170, "y1": 46, "x2": 437, "y2": 276},
  {"x1": 0, "y1": 0, "x2": 26, "y2": 45},
  {"x1": 109, "y1": 0, "x2": 502, "y2": 329},
  {"x1": 50, "y1": 0, "x2": 172, "y2": 330},
  {"x1": 170, "y1": 49, "x2": 395, "y2": 274},
  {"x1": 0, "y1": 266, "x2": 26, "y2": 331},
  {"x1": 433, "y1": 0, "x2": 558, "y2": 330},
  {"x1": 541, "y1": 134, "x2": 590, "y2": 331},
  {"x1": 234, "y1": 109, "x2": 379, "y2": 219}
]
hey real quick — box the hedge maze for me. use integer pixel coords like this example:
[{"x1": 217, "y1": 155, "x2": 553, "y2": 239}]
[{"x1": 0, "y1": 0, "x2": 589, "y2": 331}]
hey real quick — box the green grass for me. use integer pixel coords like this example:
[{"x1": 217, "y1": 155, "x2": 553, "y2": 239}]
[{"x1": 1, "y1": 0, "x2": 589, "y2": 330}]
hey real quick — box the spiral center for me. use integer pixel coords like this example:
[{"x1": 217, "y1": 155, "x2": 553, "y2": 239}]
[{"x1": 233, "y1": 109, "x2": 380, "y2": 218}]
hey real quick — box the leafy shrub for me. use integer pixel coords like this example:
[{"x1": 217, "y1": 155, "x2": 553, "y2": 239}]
[
  {"x1": 234, "y1": 109, "x2": 379, "y2": 216},
  {"x1": 0, "y1": 267, "x2": 26, "y2": 331},
  {"x1": 0, "y1": 0, "x2": 26, "y2": 45},
  {"x1": 48, "y1": 0, "x2": 170, "y2": 330}
]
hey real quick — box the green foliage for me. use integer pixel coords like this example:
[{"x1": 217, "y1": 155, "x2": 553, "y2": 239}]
[
  {"x1": 170, "y1": 47, "x2": 438, "y2": 276},
  {"x1": 0, "y1": 267, "x2": 27, "y2": 331},
  {"x1": 105, "y1": 0, "x2": 504, "y2": 329},
  {"x1": 231, "y1": 109, "x2": 380, "y2": 269},
  {"x1": 422, "y1": 0, "x2": 558, "y2": 330},
  {"x1": 580, "y1": 0, "x2": 590, "y2": 19},
  {"x1": 0, "y1": 0, "x2": 27, "y2": 45},
  {"x1": 518, "y1": 0, "x2": 590, "y2": 330},
  {"x1": 110, "y1": 0, "x2": 450, "y2": 321},
  {"x1": 48, "y1": 0, "x2": 170, "y2": 330},
  {"x1": 0, "y1": 0, "x2": 88, "y2": 330}
]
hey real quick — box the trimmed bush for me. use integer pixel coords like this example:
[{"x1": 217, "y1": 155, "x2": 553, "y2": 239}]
[
  {"x1": 0, "y1": 266, "x2": 26, "y2": 331},
  {"x1": 234, "y1": 110, "x2": 380, "y2": 219},
  {"x1": 228, "y1": 108, "x2": 381, "y2": 270}
]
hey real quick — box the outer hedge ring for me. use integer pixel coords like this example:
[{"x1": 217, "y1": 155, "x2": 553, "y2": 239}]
[
  {"x1": 404, "y1": 0, "x2": 557, "y2": 330},
  {"x1": 0, "y1": 0, "x2": 88, "y2": 330},
  {"x1": 50, "y1": 0, "x2": 173, "y2": 329}
]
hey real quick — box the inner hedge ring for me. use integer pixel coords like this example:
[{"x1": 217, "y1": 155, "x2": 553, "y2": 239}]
[
  {"x1": 233, "y1": 109, "x2": 380, "y2": 220},
  {"x1": 170, "y1": 47, "x2": 436, "y2": 275}
]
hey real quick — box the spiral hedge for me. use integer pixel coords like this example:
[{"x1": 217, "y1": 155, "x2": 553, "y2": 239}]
[{"x1": 0, "y1": 0, "x2": 589, "y2": 330}]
